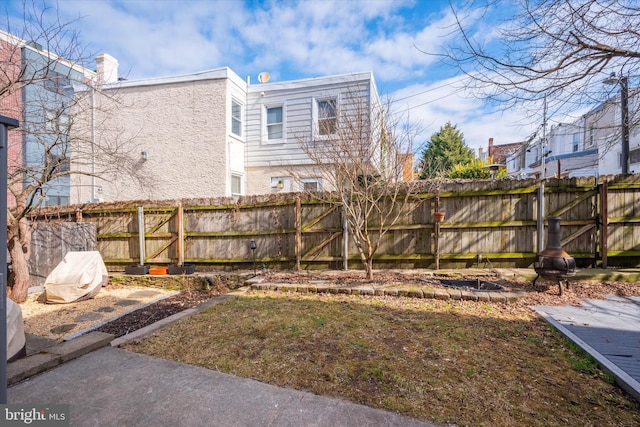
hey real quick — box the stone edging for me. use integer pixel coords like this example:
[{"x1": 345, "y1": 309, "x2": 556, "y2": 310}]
[{"x1": 249, "y1": 282, "x2": 527, "y2": 303}]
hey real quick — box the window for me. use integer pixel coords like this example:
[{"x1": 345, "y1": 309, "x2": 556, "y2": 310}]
[
  {"x1": 318, "y1": 99, "x2": 337, "y2": 135},
  {"x1": 572, "y1": 133, "x2": 580, "y2": 152},
  {"x1": 300, "y1": 178, "x2": 322, "y2": 192},
  {"x1": 266, "y1": 106, "x2": 283, "y2": 140},
  {"x1": 47, "y1": 151, "x2": 70, "y2": 174},
  {"x1": 43, "y1": 71, "x2": 71, "y2": 96},
  {"x1": 589, "y1": 126, "x2": 594, "y2": 146},
  {"x1": 231, "y1": 174, "x2": 242, "y2": 196},
  {"x1": 231, "y1": 100, "x2": 242, "y2": 137},
  {"x1": 44, "y1": 108, "x2": 70, "y2": 134},
  {"x1": 270, "y1": 176, "x2": 292, "y2": 192}
]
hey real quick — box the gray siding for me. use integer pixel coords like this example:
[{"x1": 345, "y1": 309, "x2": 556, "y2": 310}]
[{"x1": 244, "y1": 73, "x2": 373, "y2": 194}]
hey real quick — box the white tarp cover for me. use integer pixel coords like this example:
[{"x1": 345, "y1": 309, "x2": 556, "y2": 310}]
[
  {"x1": 44, "y1": 251, "x2": 109, "y2": 304},
  {"x1": 7, "y1": 298, "x2": 26, "y2": 361}
]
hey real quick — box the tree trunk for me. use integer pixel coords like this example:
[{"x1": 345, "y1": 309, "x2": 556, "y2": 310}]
[
  {"x1": 365, "y1": 258, "x2": 374, "y2": 280},
  {"x1": 7, "y1": 217, "x2": 32, "y2": 303}
]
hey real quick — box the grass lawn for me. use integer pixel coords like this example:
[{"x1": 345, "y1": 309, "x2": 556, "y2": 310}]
[{"x1": 124, "y1": 291, "x2": 640, "y2": 426}]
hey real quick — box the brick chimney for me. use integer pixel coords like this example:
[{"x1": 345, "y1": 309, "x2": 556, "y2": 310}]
[
  {"x1": 488, "y1": 137, "x2": 494, "y2": 147},
  {"x1": 95, "y1": 53, "x2": 119, "y2": 85}
]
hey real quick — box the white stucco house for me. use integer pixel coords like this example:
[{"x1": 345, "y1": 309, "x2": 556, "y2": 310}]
[
  {"x1": 69, "y1": 55, "x2": 383, "y2": 203},
  {"x1": 70, "y1": 60, "x2": 247, "y2": 203}
]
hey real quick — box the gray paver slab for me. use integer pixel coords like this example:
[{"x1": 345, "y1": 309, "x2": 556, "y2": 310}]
[{"x1": 533, "y1": 295, "x2": 640, "y2": 402}]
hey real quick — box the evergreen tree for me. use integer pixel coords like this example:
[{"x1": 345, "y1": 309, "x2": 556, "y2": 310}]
[
  {"x1": 447, "y1": 157, "x2": 507, "y2": 179},
  {"x1": 419, "y1": 122, "x2": 474, "y2": 178}
]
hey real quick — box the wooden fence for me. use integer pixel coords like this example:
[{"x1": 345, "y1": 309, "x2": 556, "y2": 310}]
[{"x1": 29, "y1": 175, "x2": 640, "y2": 272}]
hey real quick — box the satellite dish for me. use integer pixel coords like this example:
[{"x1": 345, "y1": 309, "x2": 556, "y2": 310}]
[{"x1": 258, "y1": 72, "x2": 270, "y2": 83}]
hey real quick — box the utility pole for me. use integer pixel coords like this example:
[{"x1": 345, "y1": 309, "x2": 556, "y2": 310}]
[
  {"x1": 620, "y1": 76, "x2": 629, "y2": 174},
  {"x1": 537, "y1": 95, "x2": 547, "y2": 253},
  {"x1": 604, "y1": 73, "x2": 630, "y2": 174}
]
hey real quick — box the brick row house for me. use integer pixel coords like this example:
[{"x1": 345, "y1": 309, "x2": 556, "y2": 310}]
[
  {"x1": 1, "y1": 31, "x2": 25, "y2": 208},
  {"x1": 0, "y1": 30, "x2": 94, "y2": 207}
]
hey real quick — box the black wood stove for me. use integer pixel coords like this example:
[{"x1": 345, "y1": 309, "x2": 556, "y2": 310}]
[{"x1": 533, "y1": 217, "x2": 576, "y2": 295}]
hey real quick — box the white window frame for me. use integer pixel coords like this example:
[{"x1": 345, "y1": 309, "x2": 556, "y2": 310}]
[
  {"x1": 572, "y1": 133, "x2": 580, "y2": 152},
  {"x1": 314, "y1": 97, "x2": 337, "y2": 137},
  {"x1": 231, "y1": 173, "x2": 243, "y2": 196},
  {"x1": 299, "y1": 177, "x2": 322, "y2": 192},
  {"x1": 263, "y1": 103, "x2": 286, "y2": 144},
  {"x1": 231, "y1": 99, "x2": 243, "y2": 137},
  {"x1": 270, "y1": 176, "x2": 293, "y2": 192}
]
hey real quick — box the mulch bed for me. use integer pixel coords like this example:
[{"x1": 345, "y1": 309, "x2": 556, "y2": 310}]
[{"x1": 96, "y1": 290, "x2": 217, "y2": 338}]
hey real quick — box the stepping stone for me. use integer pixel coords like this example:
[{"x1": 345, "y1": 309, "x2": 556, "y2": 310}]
[
  {"x1": 95, "y1": 306, "x2": 116, "y2": 313},
  {"x1": 128, "y1": 290, "x2": 161, "y2": 298},
  {"x1": 74, "y1": 312, "x2": 103, "y2": 322},
  {"x1": 50, "y1": 324, "x2": 77, "y2": 334},
  {"x1": 114, "y1": 299, "x2": 141, "y2": 307}
]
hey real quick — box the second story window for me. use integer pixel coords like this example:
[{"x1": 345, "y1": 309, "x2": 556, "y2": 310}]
[
  {"x1": 572, "y1": 133, "x2": 580, "y2": 152},
  {"x1": 318, "y1": 99, "x2": 337, "y2": 135},
  {"x1": 267, "y1": 106, "x2": 283, "y2": 140},
  {"x1": 231, "y1": 100, "x2": 242, "y2": 137},
  {"x1": 589, "y1": 126, "x2": 594, "y2": 146}
]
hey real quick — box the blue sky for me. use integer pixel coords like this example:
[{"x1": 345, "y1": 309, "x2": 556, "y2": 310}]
[{"x1": 3, "y1": 0, "x2": 533, "y2": 154}]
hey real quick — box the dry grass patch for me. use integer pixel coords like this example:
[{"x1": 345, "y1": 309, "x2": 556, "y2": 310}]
[{"x1": 125, "y1": 291, "x2": 640, "y2": 427}]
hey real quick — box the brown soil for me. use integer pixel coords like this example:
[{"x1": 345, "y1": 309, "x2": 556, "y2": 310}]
[{"x1": 95, "y1": 290, "x2": 217, "y2": 337}]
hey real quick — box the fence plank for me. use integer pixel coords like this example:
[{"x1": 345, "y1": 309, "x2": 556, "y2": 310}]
[{"x1": 27, "y1": 177, "x2": 640, "y2": 271}]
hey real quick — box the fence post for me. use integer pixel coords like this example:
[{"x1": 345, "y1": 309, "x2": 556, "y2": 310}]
[
  {"x1": 295, "y1": 196, "x2": 301, "y2": 271},
  {"x1": 137, "y1": 207, "x2": 145, "y2": 266},
  {"x1": 342, "y1": 203, "x2": 349, "y2": 271},
  {"x1": 600, "y1": 180, "x2": 608, "y2": 268},
  {"x1": 176, "y1": 202, "x2": 184, "y2": 266}
]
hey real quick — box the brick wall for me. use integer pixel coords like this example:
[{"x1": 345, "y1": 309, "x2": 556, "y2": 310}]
[{"x1": 0, "y1": 39, "x2": 23, "y2": 208}]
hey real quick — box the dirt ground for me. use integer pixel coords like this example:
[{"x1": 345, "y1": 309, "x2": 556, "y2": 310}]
[{"x1": 20, "y1": 284, "x2": 178, "y2": 340}]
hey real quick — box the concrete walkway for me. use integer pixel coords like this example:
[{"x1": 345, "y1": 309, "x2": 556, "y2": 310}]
[
  {"x1": 533, "y1": 295, "x2": 640, "y2": 402},
  {"x1": 9, "y1": 346, "x2": 439, "y2": 427}
]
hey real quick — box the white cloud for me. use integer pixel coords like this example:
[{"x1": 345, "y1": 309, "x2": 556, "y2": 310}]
[
  {"x1": 391, "y1": 76, "x2": 537, "y2": 155},
  {"x1": 8, "y1": 0, "x2": 539, "y2": 152}
]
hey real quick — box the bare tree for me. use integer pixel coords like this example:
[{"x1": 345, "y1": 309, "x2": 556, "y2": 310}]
[
  {"x1": 294, "y1": 87, "x2": 432, "y2": 279},
  {"x1": 2, "y1": 3, "x2": 149, "y2": 302},
  {"x1": 433, "y1": 0, "x2": 640, "y2": 123}
]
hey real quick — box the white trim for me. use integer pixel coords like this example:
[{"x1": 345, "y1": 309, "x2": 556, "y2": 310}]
[
  {"x1": 247, "y1": 71, "x2": 373, "y2": 93},
  {"x1": 312, "y1": 96, "x2": 339, "y2": 139},
  {"x1": 230, "y1": 172, "x2": 244, "y2": 196},
  {"x1": 231, "y1": 98, "x2": 243, "y2": 137},
  {"x1": 270, "y1": 176, "x2": 293, "y2": 192},
  {"x1": 262, "y1": 103, "x2": 286, "y2": 144}
]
